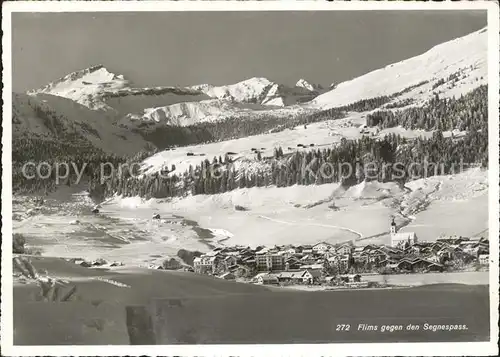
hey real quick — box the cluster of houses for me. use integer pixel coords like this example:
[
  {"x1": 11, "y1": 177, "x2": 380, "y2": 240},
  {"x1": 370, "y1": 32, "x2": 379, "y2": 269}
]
[{"x1": 193, "y1": 230, "x2": 489, "y2": 286}]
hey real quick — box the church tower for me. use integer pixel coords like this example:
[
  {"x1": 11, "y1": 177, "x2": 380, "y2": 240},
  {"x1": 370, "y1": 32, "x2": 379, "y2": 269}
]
[{"x1": 390, "y1": 218, "x2": 397, "y2": 235}]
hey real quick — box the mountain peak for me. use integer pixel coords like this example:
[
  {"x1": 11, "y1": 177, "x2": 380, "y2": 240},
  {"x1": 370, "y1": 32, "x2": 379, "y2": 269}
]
[
  {"x1": 295, "y1": 79, "x2": 317, "y2": 92},
  {"x1": 31, "y1": 64, "x2": 130, "y2": 95},
  {"x1": 29, "y1": 65, "x2": 132, "y2": 110}
]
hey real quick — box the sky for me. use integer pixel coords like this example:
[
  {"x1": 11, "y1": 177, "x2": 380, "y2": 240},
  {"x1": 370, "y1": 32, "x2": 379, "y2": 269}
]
[{"x1": 12, "y1": 10, "x2": 486, "y2": 92}]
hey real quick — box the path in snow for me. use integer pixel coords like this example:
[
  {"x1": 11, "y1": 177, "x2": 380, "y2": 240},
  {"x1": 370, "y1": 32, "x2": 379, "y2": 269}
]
[
  {"x1": 257, "y1": 214, "x2": 363, "y2": 239},
  {"x1": 396, "y1": 180, "x2": 443, "y2": 231}
]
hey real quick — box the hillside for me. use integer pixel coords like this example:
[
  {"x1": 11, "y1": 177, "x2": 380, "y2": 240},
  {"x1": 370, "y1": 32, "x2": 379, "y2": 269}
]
[
  {"x1": 309, "y1": 28, "x2": 487, "y2": 110},
  {"x1": 12, "y1": 92, "x2": 149, "y2": 157},
  {"x1": 104, "y1": 167, "x2": 487, "y2": 248},
  {"x1": 136, "y1": 27, "x2": 488, "y2": 178},
  {"x1": 13, "y1": 28, "x2": 489, "y2": 199},
  {"x1": 18, "y1": 28, "x2": 488, "y2": 153}
]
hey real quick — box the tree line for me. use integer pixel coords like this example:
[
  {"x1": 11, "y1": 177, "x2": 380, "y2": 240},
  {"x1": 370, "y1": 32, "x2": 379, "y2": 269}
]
[
  {"x1": 13, "y1": 83, "x2": 487, "y2": 200},
  {"x1": 99, "y1": 130, "x2": 487, "y2": 200},
  {"x1": 366, "y1": 85, "x2": 487, "y2": 132}
]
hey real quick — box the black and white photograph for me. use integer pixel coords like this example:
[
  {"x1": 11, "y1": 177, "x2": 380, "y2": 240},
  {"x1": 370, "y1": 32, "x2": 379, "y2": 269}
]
[{"x1": 1, "y1": 1, "x2": 499, "y2": 356}]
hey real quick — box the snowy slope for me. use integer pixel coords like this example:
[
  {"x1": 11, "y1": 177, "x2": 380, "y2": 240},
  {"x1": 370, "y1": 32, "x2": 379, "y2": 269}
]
[
  {"x1": 309, "y1": 28, "x2": 488, "y2": 109},
  {"x1": 139, "y1": 111, "x2": 436, "y2": 176},
  {"x1": 122, "y1": 78, "x2": 323, "y2": 125},
  {"x1": 107, "y1": 168, "x2": 488, "y2": 248},
  {"x1": 12, "y1": 93, "x2": 150, "y2": 156},
  {"x1": 131, "y1": 28, "x2": 489, "y2": 174}
]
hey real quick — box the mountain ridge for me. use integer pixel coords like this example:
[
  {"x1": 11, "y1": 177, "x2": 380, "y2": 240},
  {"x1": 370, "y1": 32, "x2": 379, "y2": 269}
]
[{"x1": 13, "y1": 27, "x2": 489, "y2": 161}]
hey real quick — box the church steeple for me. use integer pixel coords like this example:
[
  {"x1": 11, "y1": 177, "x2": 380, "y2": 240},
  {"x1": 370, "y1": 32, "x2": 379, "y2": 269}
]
[{"x1": 390, "y1": 218, "x2": 397, "y2": 235}]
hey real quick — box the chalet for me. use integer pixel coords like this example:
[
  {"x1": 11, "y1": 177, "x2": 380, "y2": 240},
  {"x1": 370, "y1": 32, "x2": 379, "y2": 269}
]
[
  {"x1": 193, "y1": 255, "x2": 219, "y2": 274},
  {"x1": 275, "y1": 270, "x2": 305, "y2": 283},
  {"x1": 477, "y1": 240, "x2": 490, "y2": 255},
  {"x1": 407, "y1": 242, "x2": 432, "y2": 255},
  {"x1": 223, "y1": 255, "x2": 239, "y2": 270},
  {"x1": 285, "y1": 257, "x2": 302, "y2": 270},
  {"x1": 339, "y1": 254, "x2": 351, "y2": 269},
  {"x1": 254, "y1": 273, "x2": 279, "y2": 285},
  {"x1": 459, "y1": 241, "x2": 479, "y2": 255},
  {"x1": 233, "y1": 264, "x2": 253, "y2": 277},
  {"x1": 360, "y1": 249, "x2": 387, "y2": 266},
  {"x1": 479, "y1": 254, "x2": 489, "y2": 265},
  {"x1": 425, "y1": 262, "x2": 445, "y2": 272},
  {"x1": 324, "y1": 276, "x2": 337, "y2": 285},
  {"x1": 301, "y1": 269, "x2": 322, "y2": 284},
  {"x1": 336, "y1": 243, "x2": 353, "y2": 255},
  {"x1": 361, "y1": 244, "x2": 379, "y2": 252},
  {"x1": 353, "y1": 246, "x2": 365, "y2": 255},
  {"x1": 283, "y1": 246, "x2": 297, "y2": 257},
  {"x1": 327, "y1": 256, "x2": 341, "y2": 264},
  {"x1": 323, "y1": 250, "x2": 338, "y2": 259},
  {"x1": 339, "y1": 274, "x2": 362, "y2": 283},
  {"x1": 437, "y1": 246, "x2": 456, "y2": 261},
  {"x1": 312, "y1": 242, "x2": 335, "y2": 254},
  {"x1": 241, "y1": 256, "x2": 256, "y2": 266},
  {"x1": 395, "y1": 256, "x2": 443, "y2": 272},
  {"x1": 300, "y1": 254, "x2": 316, "y2": 265}
]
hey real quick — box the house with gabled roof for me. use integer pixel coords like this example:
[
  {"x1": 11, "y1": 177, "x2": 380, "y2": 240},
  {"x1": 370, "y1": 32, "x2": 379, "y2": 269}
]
[
  {"x1": 253, "y1": 273, "x2": 279, "y2": 285},
  {"x1": 312, "y1": 242, "x2": 335, "y2": 254},
  {"x1": 193, "y1": 254, "x2": 220, "y2": 274},
  {"x1": 302, "y1": 269, "x2": 322, "y2": 284},
  {"x1": 336, "y1": 243, "x2": 353, "y2": 255}
]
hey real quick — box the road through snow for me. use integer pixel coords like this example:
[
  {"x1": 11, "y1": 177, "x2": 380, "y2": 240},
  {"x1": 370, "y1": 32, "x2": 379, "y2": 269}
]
[{"x1": 257, "y1": 214, "x2": 363, "y2": 239}]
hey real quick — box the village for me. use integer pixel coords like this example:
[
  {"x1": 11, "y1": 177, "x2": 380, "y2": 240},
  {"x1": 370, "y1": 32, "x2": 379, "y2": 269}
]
[{"x1": 193, "y1": 221, "x2": 490, "y2": 288}]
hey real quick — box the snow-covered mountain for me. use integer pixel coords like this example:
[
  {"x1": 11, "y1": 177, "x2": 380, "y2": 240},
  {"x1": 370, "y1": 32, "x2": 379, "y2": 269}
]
[
  {"x1": 309, "y1": 27, "x2": 487, "y2": 110},
  {"x1": 138, "y1": 27, "x2": 489, "y2": 177},
  {"x1": 190, "y1": 77, "x2": 322, "y2": 106},
  {"x1": 121, "y1": 80, "x2": 321, "y2": 126},
  {"x1": 29, "y1": 66, "x2": 323, "y2": 123},
  {"x1": 27, "y1": 65, "x2": 327, "y2": 128},
  {"x1": 30, "y1": 64, "x2": 210, "y2": 115},
  {"x1": 295, "y1": 79, "x2": 322, "y2": 92},
  {"x1": 121, "y1": 99, "x2": 269, "y2": 126},
  {"x1": 16, "y1": 27, "x2": 489, "y2": 154}
]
